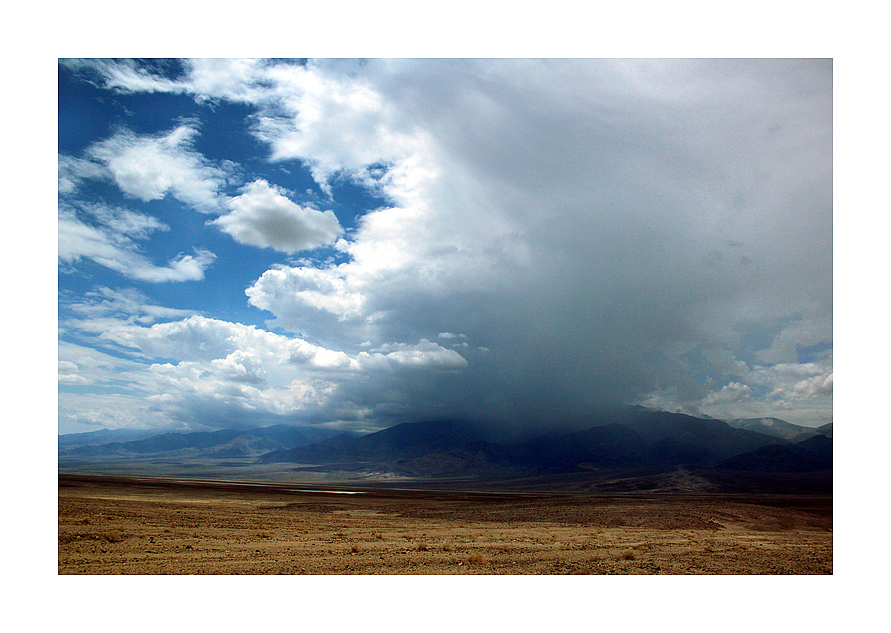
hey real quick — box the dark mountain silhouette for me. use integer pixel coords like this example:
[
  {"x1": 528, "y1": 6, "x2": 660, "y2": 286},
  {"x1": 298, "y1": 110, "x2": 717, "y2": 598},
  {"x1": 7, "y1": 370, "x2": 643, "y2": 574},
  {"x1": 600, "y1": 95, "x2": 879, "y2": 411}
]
[
  {"x1": 59, "y1": 410, "x2": 832, "y2": 492},
  {"x1": 512, "y1": 424, "x2": 648, "y2": 471},
  {"x1": 614, "y1": 409, "x2": 785, "y2": 464},
  {"x1": 258, "y1": 410, "x2": 814, "y2": 478},
  {"x1": 798, "y1": 433, "x2": 833, "y2": 458},
  {"x1": 259, "y1": 419, "x2": 501, "y2": 463},
  {"x1": 717, "y1": 434, "x2": 833, "y2": 473}
]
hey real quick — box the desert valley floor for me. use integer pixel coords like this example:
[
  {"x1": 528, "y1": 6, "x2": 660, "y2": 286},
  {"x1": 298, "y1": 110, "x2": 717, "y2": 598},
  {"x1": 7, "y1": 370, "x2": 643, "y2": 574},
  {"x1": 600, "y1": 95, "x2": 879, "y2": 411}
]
[{"x1": 58, "y1": 474, "x2": 832, "y2": 574}]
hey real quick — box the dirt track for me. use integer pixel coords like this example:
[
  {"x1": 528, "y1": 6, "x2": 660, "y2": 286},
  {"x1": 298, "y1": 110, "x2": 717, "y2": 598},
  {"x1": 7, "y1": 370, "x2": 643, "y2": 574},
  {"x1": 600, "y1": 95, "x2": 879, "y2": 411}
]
[{"x1": 58, "y1": 474, "x2": 832, "y2": 574}]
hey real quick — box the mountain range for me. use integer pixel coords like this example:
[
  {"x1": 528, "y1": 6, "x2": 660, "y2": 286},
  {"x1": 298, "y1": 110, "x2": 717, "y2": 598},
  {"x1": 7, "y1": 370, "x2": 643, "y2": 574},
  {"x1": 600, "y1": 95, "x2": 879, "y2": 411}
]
[
  {"x1": 724, "y1": 417, "x2": 832, "y2": 441},
  {"x1": 60, "y1": 408, "x2": 832, "y2": 493},
  {"x1": 257, "y1": 408, "x2": 831, "y2": 476},
  {"x1": 59, "y1": 424, "x2": 350, "y2": 459}
]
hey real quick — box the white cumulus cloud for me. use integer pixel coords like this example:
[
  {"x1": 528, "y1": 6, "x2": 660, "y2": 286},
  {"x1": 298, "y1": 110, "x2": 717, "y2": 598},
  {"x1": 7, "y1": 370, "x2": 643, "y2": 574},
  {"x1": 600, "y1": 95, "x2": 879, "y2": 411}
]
[
  {"x1": 211, "y1": 179, "x2": 343, "y2": 253},
  {"x1": 84, "y1": 124, "x2": 230, "y2": 213}
]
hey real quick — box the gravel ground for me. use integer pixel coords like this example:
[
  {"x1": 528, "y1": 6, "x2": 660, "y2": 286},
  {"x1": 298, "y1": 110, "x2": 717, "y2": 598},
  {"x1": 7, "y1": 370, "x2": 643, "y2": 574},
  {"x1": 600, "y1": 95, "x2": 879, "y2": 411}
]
[{"x1": 58, "y1": 476, "x2": 832, "y2": 575}]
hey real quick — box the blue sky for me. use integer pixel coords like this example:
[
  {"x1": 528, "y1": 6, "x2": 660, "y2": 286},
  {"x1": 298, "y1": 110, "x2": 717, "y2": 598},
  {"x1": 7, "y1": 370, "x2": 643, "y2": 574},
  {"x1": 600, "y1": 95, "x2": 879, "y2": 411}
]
[{"x1": 57, "y1": 59, "x2": 832, "y2": 435}]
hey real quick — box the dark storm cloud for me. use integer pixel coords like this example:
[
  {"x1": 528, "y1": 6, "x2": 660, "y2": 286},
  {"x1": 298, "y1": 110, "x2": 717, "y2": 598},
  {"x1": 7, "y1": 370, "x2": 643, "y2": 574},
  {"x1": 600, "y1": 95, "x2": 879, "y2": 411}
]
[{"x1": 59, "y1": 59, "x2": 832, "y2": 433}]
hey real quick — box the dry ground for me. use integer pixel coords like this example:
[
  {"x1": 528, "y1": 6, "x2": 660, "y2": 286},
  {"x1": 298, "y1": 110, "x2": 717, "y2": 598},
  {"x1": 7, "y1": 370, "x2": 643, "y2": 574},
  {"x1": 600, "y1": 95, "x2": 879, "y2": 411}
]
[{"x1": 58, "y1": 474, "x2": 831, "y2": 574}]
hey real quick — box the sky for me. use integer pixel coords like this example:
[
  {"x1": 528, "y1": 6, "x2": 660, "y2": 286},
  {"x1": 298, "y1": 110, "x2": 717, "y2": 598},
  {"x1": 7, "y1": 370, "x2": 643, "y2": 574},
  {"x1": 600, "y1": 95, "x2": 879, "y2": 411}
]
[{"x1": 57, "y1": 58, "x2": 832, "y2": 436}]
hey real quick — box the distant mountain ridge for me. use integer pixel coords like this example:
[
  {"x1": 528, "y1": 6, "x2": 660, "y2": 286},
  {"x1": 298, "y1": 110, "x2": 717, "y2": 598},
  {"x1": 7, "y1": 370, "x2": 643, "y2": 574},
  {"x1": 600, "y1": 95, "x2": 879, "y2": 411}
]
[
  {"x1": 724, "y1": 417, "x2": 832, "y2": 442},
  {"x1": 718, "y1": 433, "x2": 833, "y2": 473},
  {"x1": 59, "y1": 425, "x2": 348, "y2": 459},
  {"x1": 58, "y1": 427, "x2": 158, "y2": 448},
  {"x1": 59, "y1": 410, "x2": 832, "y2": 490},
  {"x1": 257, "y1": 409, "x2": 831, "y2": 478}
]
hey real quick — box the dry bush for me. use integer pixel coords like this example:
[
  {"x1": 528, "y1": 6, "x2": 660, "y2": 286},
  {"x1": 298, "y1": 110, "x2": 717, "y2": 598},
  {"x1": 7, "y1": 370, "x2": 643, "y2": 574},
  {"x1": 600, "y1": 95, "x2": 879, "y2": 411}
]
[
  {"x1": 468, "y1": 552, "x2": 489, "y2": 565},
  {"x1": 416, "y1": 543, "x2": 430, "y2": 551},
  {"x1": 570, "y1": 567, "x2": 596, "y2": 575},
  {"x1": 620, "y1": 549, "x2": 636, "y2": 561},
  {"x1": 102, "y1": 531, "x2": 124, "y2": 543}
]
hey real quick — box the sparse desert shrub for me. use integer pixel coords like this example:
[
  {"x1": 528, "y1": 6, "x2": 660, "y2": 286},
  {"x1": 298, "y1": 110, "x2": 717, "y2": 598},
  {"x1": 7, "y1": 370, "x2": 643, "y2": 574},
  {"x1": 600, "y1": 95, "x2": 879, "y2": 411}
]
[
  {"x1": 102, "y1": 531, "x2": 124, "y2": 543},
  {"x1": 350, "y1": 544, "x2": 362, "y2": 554},
  {"x1": 442, "y1": 543, "x2": 454, "y2": 552},
  {"x1": 620, "y1": 549, "x2": 636, "y2": 561},
  {"x1": 468, "y1": 552, "x2": 489, "y2": 565},
  {"x1": 417, "y1": 543, "x2": 430, "y2": 551}
]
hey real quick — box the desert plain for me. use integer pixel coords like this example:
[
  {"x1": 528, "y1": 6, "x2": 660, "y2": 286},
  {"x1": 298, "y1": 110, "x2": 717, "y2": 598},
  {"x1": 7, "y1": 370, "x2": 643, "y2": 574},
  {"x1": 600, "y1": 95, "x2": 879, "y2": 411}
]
[{"x1": 58, "y1": 473, "x2": 831, "y2": 574}]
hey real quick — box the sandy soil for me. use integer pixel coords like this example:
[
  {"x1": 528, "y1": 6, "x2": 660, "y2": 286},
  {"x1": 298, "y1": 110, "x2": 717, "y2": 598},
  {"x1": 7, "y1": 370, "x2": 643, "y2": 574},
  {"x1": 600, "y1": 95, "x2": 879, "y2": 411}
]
[{"x1": 58, "y1": 475, "x2": 832, "y2": 575}]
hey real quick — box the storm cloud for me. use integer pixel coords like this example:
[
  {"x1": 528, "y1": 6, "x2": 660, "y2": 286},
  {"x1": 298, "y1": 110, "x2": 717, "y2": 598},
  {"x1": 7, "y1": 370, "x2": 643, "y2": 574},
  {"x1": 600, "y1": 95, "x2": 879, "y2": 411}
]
[{"x1": 58, "y1": 59, "x2": 832, "y2": 434}]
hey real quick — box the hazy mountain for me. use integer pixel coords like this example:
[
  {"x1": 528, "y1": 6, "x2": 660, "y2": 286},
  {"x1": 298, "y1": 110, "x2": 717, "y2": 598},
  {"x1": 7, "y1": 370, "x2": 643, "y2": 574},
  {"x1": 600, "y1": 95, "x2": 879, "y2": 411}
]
[
  {"x1": 60, "y1": 425, "x2": 346, "y2": 458},
  {"x1": 724, "y1": 417, "x2": 825, "y2": 441},
  {"x1": 58, "y1": 428, "x2": 158, "y2": 448}
]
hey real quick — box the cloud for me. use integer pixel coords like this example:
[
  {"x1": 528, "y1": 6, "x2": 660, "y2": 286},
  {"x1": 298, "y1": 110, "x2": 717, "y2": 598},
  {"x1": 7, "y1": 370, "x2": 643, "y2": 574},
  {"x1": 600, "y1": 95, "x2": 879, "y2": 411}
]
[
  {"x1": 81, "y1": 124, "x2": 231, "y2": 213},
  {"x1": 211, "y1": 180, "x2": 343, "y2": 253},
  {"x1": 287, "y1": 338, "x2": 354, "y2": 370},
  {"x1": 58, "y1": 154, "x2": 107, "y2": 194},
  {"x1": 358, "y1": 339, "x2": 468, "y2": 371},
  {"x1": 702, "y1": 382, "x2": 754, "y2": 406},
  {"x1": 68, "y1": 313, "x2": 471, "y2": 429},
  {"x1": 58, "y1": 204, "x2": 216, "y2": 283},
  {"x1": 58, "y1": 340, "x2": 155, "y2": 395},
  {"x1": 60, "y1": 391, "x2": 175, "y2": 431},
  {"x1": 64, "y1": 286, "x2": 198, "y2": 327},
  {"x1": 58, "y1": 123, "x2": 232, "y2": 286},
  {"x1": 749, "y1": 360, "x2": 834, "y2": 402},
  {"x1": 67, "y1": 59, "x2": 434, "y2": 197},
  {"x1": 68, "y1": 58, "x2": 269, "y2": 104},
  {"x1": 58, "y1": 361, "x2": 90, "y2": 385},
  {"x1": 246, "y1": 265, "x2": 367, "y2": 326},
  {"x1": 63, "y1": 58, "x2": 189, "y2": 95},
  {"x1": 240, "y1": 60, "x2": 831, "y2": 428},
  {"x1": 790, "y1": 372, "x2": 833, "y2": 399},
  {"x1": 59, "y1": 59, "x2": 832, "y2": 432}
]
